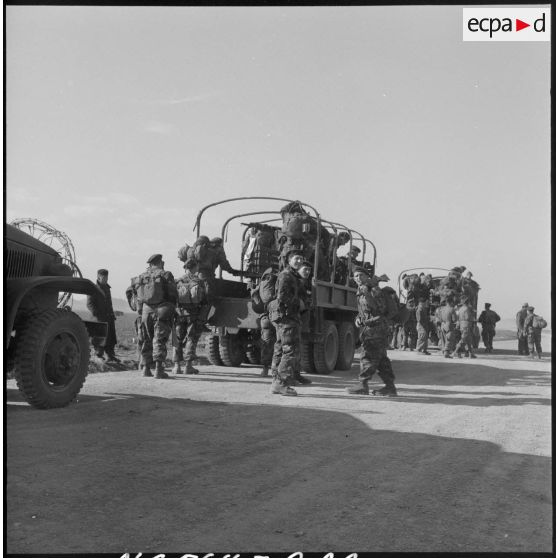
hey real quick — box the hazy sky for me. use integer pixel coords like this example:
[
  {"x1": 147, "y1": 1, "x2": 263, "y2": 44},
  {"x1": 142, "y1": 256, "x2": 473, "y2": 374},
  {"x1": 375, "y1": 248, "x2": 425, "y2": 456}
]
[{"x1": 6, "y1": 5, "x2": 552, "y2": 319}]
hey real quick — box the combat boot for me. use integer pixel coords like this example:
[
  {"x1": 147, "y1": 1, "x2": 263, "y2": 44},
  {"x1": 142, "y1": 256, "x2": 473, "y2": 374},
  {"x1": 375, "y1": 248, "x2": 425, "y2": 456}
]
[
  {"x1": 260, "y1": 365, "x2": 270, "y2": 377},
  {"x1": 373, "y1": 384, "x2": 398, "y2": 397},
  {"x1": 346, "y1": 381, "x2": 369, "y2": 395},
  {"x1": 172, "y1": 362, "x2": 183, "y2": 374},
  {"x1": 294, "y1": 374, "x2": 312, "y2": 385},
  {"x1": 270, "y1": 379, "x2": 297, "y2": 396},
  {"x1": 143, "y1": 362, "x2": 153, "y2": 377},
  {"x1": 155, "y1": 361, "x2": 170, "y2": 379},
  {"x1": 537, "y1": 352, "x2": 542, "y2": 359},
  {"x1": 444, "y1": 352, "x2": 452, "y2": 359},
  {"x1": 468, "y1": 353, "x2": 477, "y2": 359},
  {"x1": 185, "y1": 361, "x2": 199, "y2": 375},
  {"x1": 451, "y1": 351, "x2": 462, "y2": 359}
]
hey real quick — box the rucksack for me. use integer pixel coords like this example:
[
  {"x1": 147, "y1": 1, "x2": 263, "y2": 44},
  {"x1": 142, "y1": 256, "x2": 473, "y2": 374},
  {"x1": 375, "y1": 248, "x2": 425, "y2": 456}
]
[
  {"x1": 136, "y1": 269, "x2": 167, "y2": 306},
  {"x1": 533, "y1": 316, "x2": 548, "y2": 329},
  {"x1": 177, "y1": 276, "x2": 204, "y2": 305},
  {"x1": 259, "y1": 267, "x2": 278, "y2": 305},
  {"x1": 177, "y1": 244, "x2": 190, "y2": 263},
  {"x1": 381, "y1": 287, "x2": 400, "y2": 321}
]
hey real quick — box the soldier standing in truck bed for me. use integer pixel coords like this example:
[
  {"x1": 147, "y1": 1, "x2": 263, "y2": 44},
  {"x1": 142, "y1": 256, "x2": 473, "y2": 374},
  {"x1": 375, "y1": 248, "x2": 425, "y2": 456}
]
[
  {"x1": 87, "y1": 268, "x2": 120, "y2": 363},
  {"x1": 346, "y1": 266, "x2": 397, "y2": 396},
  {"x1": 136, "y1": 254, "x2": 178, "y2": 379}
]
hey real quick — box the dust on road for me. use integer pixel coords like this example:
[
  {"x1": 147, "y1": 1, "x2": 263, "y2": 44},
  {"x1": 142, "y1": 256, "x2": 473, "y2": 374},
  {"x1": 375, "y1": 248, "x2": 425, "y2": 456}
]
[{"x1": 6, "y1": 339, "x2": 553, "y2": 553}]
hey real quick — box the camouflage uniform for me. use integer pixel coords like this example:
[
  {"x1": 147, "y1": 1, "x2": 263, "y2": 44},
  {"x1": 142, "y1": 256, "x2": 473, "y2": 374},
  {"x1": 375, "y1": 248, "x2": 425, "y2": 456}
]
[
  {"x1": 453, "y1": 303, "x2": 476, "y2": 358},
  {"x1": 173, "y1": 270, "x2": 207, "y2": 371},
  {"x1": 516, "y1": 307, "x2": 529, "y2": 355},
  {"x1": 349, "y1": 285, "x2": 396, "y2": 394},
  {"x1": 477, "y1": 307, "x2": 501, "y2": 352},
  {"x1": 401, "y1": 302, "x2": 418, "y2": 350},
  {"x1": 523, "y1": 312, "x2": 543, "y2": 358},
  {"x1": 139, "y1": 266, "x2": 178, "y2": 370},
  {"x1": 270, "y1": 267, "x2": 304, "y2": 386},
  {"x1": 416, "y1": 301, "x2": 430, "y2": 354},
  {"x1": 438, "y1": 303, "x2": 458, "y2": 357}
]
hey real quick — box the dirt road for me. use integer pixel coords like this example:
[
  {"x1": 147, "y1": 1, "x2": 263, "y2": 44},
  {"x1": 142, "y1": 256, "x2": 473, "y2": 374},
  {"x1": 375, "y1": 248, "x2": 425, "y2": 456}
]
[{"x1": 6, "y1": 338, "x2": 553, "y2": 554}]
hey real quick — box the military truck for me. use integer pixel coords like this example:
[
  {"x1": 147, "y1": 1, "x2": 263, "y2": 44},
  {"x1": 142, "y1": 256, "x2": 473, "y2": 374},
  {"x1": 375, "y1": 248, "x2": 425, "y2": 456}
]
[
  {"x1": 193, "y1": 197, "x2": 377, "y2": 374},
  {"x1": 6, "y1": 223, "x2": 107, "y2": 409},
  {"x1": 397, "y1": 267, "x2": 480, "y2": 349}
]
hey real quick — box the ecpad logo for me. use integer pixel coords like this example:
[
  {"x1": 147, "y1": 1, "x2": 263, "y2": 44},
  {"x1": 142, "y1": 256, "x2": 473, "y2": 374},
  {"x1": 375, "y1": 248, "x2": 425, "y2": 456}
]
[{"x1": 463, "y1": 8, "x2": 550, "y2": 41}]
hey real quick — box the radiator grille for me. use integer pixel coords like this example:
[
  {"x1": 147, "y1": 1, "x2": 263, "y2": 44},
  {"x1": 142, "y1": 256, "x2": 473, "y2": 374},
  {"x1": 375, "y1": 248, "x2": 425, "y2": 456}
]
[{"x1": 6, "y1": 249, "x2": 36, "y2": 278}]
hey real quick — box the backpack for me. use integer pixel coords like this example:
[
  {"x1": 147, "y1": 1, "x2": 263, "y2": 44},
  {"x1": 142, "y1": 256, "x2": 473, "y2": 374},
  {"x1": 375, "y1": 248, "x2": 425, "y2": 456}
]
[
  {"x1": 259, "y1": 267, "x2": 278, "y2": 305},
  {"x1": 381, "y1": 287, "x2": 400, "y2": 321},
  {"x1": 136, "y1": 269, "x2": 167, "y2": 306},
  {"x1": 251, "y1": 267, "x2": 277, "y2": 313},
  {"x1": 533, "y1": 316, "x2": 548, "y2": 329},
  {"x1": 177, "y1": 244, "x2": 191, "y2": 263},
  {"x1": 177, "y1": 276, "x2": 204, "y2": 305}
]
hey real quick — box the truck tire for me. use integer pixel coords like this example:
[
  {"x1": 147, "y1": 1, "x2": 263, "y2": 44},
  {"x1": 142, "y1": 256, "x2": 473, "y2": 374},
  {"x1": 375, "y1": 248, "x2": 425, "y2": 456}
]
[
  {"x1": 13, "y1": 308, "x2": 89, "y2": 409},
  {"x1": 245, "y1": 346, "x2": 261, "y2": 365},
  {"x1": 207, "y1": 335, "x2": 223, "y2": 366},
  {"x1": 313, "y1": 320, "x2": 339, "y2": 375},
  {"x1": 336, "y1": 322, "x2": 356, "y2": 370},
  {"x1": 300, "y1": 339, "x2": 316, "y2": 374},
  {"x1": 219, "y1": 334, "x2": 245, "y2": 367}
]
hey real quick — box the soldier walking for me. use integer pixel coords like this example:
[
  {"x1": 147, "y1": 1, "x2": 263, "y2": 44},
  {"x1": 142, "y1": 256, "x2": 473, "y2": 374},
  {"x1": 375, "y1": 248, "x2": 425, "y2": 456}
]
[
  {"x1": 346, "y1": 267, "x2": 397, "y2": 396},
  {"x1": 87, "y1": 268, "x2": 120, "y2": 362},
  {"x1": 516, "y1": 303, "x2": 530, "y2": 355},
  {"x1": 136, "y1": 254, "x2": 178, "y2": 379},
  {"x1": 269, "y1": 249, "x2": 306, "y2": 396},
  {"x1": 438, "y1": 297, "x2": 458, "y2": 358},
  {"x1": 523, "y1": 306, "x2": 546, "y2": 359},
  {"x1": 477, "y1": 303, "x2": 501, "y2": 353},
  {"x1": 172, "y1": 259, "x2": 207, "y2": 375},
  {"x1": 452, "y1": 296, "x2": 477, "y2": 359},
  {"x1": 416, "y1": 297, "x2": 431, "y2": 355}
]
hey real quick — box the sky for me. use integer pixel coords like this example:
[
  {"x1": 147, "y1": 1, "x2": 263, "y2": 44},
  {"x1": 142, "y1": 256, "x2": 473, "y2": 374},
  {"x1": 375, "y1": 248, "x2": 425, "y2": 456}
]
[{"x1": 5, "y1": 5, "x2": 552, "y2": 320}]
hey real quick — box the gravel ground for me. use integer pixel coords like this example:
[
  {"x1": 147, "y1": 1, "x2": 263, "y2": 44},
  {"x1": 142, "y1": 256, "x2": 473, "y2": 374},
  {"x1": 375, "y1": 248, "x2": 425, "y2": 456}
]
[{"x1": 6, "y1": 337, "x2": 553, "y2": 554}]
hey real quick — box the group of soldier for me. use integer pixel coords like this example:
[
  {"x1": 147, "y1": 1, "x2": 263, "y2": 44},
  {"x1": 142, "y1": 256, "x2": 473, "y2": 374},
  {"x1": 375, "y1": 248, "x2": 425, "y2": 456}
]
[{"x1": 86, "y1": 239, "x2": 547, "y2": 392}]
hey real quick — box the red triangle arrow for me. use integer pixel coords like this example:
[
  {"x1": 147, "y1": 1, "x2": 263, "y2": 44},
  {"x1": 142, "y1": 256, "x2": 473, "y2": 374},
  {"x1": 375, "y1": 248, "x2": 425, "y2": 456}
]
[{"x1": 516, "y1": 19, "x2": 530, "y2": 31}]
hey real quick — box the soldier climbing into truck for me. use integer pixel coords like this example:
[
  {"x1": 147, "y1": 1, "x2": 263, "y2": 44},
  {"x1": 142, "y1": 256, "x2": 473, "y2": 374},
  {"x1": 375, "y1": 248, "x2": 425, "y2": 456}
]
[{"x1": 191, "y1": 197, "x2": 377, "y2": 377}]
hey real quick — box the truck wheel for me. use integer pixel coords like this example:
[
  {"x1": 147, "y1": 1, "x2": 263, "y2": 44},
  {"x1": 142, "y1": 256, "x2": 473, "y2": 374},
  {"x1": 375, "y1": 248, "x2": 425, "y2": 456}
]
[
  {"x1": 336, "y1": 322, "x2": 356, "y2": 370},
  {"x1": 13, "y1": 309, "x2": 89, "y2": 409},
  {"x1": 300, "y1": 339, "x2": 316, "y2": 374},
  {"x1": 219, "y1": 334, "x2": 245, "y2": 367},
  {"x1": 313, "y1": 321, "x2": 339, "y2": 375},
  {"x1": 245, "y1": 346, "x2": 261, "y2": 365},
  {"x1": 207, "y1": 335, "x2": 223, "y2": 366}
]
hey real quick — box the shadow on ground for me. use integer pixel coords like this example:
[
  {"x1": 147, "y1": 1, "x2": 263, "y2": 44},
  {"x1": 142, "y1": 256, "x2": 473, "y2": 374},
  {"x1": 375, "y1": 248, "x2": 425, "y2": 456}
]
[{"x1": 6, "y1": 391, "x2": 553, "y2": 554}]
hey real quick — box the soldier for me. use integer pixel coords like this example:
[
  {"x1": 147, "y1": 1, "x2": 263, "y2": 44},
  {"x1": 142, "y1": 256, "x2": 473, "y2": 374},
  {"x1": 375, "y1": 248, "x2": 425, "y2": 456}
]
[
  {"x1": 452, "y1": 296, "x2": 477, "y2": 359},
  {"x1": 401, "y1": 299, "x2": 418, "y2": 350},
  {"x1": 416, "y1": 297, "x2": 431, "y2": 355},
  {"x1": 516, "y1": 303, "x2": 530, "y2": 355},
  {"x1": 254, "y1": 266, "x2": 278, "y2": 377},
  {"x1": 136, "y1": 254, "x2": 178, "y2": 378},
  {"x1": 172, "y1": 259, "x2": 207, "y2": 375},
  {"x1": 268, "y1": 249, "x2": 306, "y2": 396},
  {"x1": 87, "y1": 269, "x2": 120, "y2": 362},
  {"x1": 523, "y1": 306, "x2": 545, "y2": 359},
  {"x1": 294, "y1": 259, "x2": 313, "y2": 385},
  {"x1": 208, "y1": 237, "x2": 239, "y2": 276},
  {"x1": 477, "y1": 302, "x2": 501, "y2": 353},
  {"x1": 346, "y1": 267, "x2": 397, "y2": 396},
  {"x1": 438, "y1": 296, "x2": 458, "y2": 358},
  {"x1": 126, "y1": 277, "x2": 144, "y2": 370}
]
